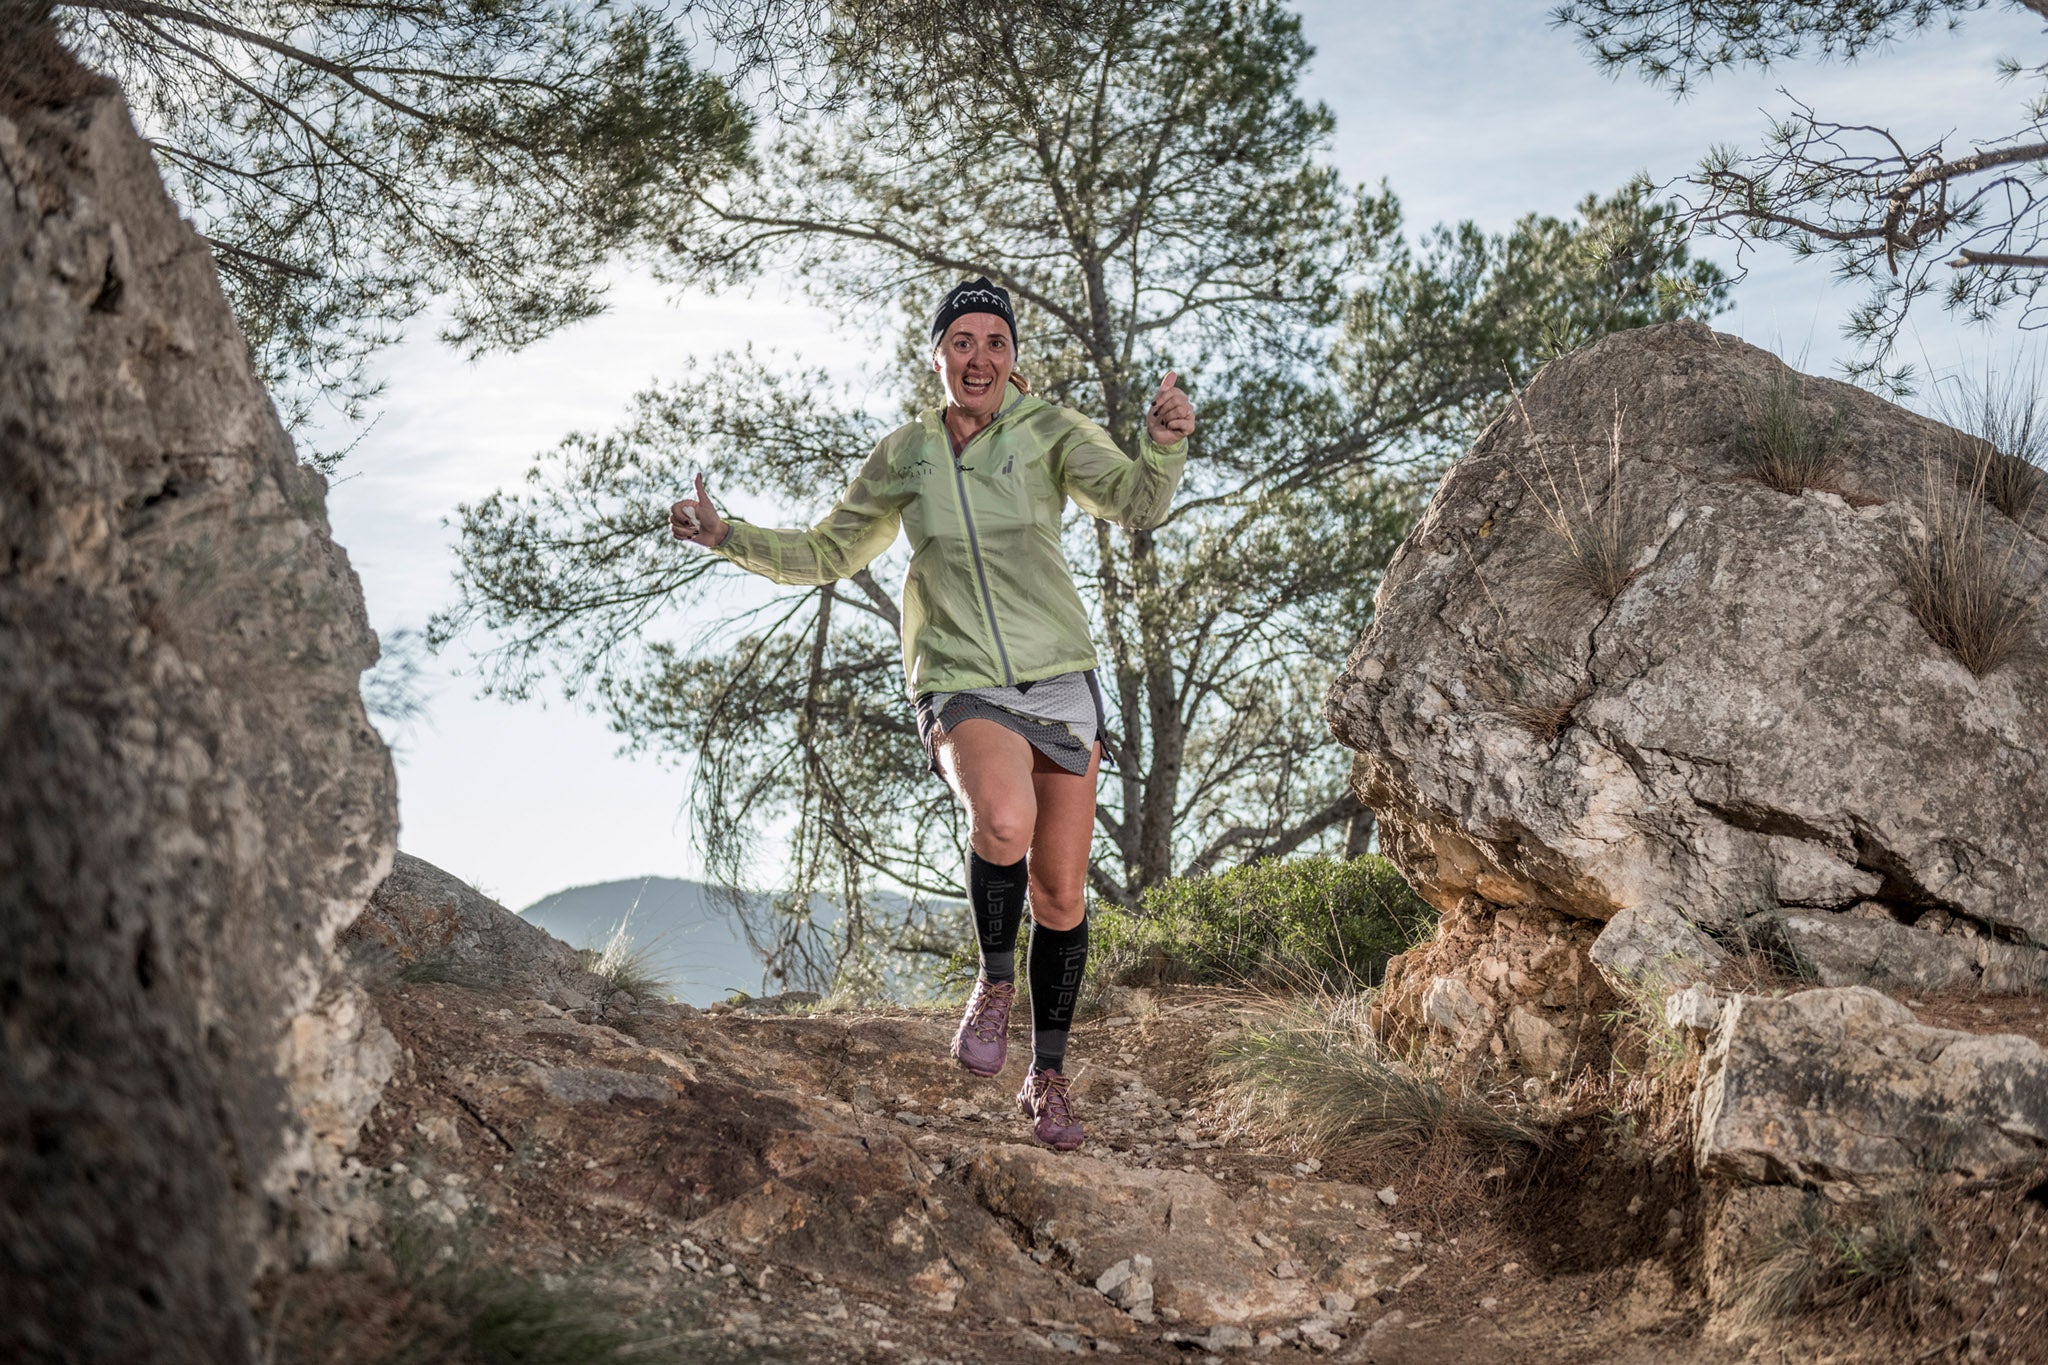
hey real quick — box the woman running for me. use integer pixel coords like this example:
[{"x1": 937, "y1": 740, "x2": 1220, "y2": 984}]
[{"x1": 670, "y1": 277, "x2": 1194, "y2": 1151}]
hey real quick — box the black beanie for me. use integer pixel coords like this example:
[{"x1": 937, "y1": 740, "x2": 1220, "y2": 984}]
[{"x1": 930, "y1": 277, "x2": 1017, "y2": 349}]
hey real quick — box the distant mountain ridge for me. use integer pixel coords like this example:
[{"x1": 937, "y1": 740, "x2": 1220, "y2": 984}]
[
  {"x1": 520, "y1": 877, "x2": 965, "y2": 1007},
  {"x1": 520, "y1": 876, "x2": 769, "y2": 1008}
]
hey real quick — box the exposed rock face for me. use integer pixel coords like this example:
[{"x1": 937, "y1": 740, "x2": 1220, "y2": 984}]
[
  {"x1": 962, "y1": 1147, "x2": 1387, "y2": 1323},
  {"x1": 1374, "y1": 900, "x2": 1615, "y2": 1078},
  {"x1": 345, "y1": 851, "x2": 608, "y2": 1002},
  {"x1": 1327, "y1": 321, "x2": 2048, "y2": 1068},
  {"x1": 1694, "y1": 987, "x2": 2048, "y2": 1191},
  {"x1": 0, "y1": 22, "x2": 395, "y2": 1364}
]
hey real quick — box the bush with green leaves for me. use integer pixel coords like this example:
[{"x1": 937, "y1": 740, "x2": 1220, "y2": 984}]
[{"x1": 1092, "y1": 855, "x2": 1436, "y2": 992}]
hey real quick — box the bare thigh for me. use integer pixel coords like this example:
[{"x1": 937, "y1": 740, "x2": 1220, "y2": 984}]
[
  {"x1": 1027, "y1": 743, "x2": 1099, "y2": 931},
  {"x1": 935, "y1": 720, "x2": 1100, "y2": 930},
  {"x1": 935, "y1": 718, "x2": 1038, "y2": 864}
]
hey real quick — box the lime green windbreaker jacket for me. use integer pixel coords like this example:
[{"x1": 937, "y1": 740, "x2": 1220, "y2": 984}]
[{"x1": 712, "y1": 393, "x2": 1187, "y2": 697}]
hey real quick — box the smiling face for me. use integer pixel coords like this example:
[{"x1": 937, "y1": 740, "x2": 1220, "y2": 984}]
[{"x1": 933, "y1": 312, "x2": 1015, "y2": 419}]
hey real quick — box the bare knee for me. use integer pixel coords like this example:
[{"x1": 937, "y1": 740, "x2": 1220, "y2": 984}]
[
  {"x1": 1029, "y1": 879, "x2": 1085, "y2": 932},
  {"x1": 970, "y1": 800, "x2": 1034, "y2": 863}
]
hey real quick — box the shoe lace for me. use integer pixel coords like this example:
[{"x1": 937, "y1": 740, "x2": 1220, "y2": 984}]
[
  {"x1": 968, "y1": 980, "x2": 1013, "y2": 1042},
  {"x1": 1036, "y1": 1069, "x2": 1074, "y2": 1126}
]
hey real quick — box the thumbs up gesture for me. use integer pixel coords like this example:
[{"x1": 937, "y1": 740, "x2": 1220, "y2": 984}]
[
  {"x1": 669, "y1": 472, "x2": 730, "y2": 548},
  {"x1": 1146, "y1": 371, "x2": 1195, "y2": 447}
]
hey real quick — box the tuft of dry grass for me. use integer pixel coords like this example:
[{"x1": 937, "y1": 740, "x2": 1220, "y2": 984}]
[
  {"x1": 1893, "y1": 435, "x2": 2045, "y2": 677},
  {"x1": 1599, "y1": 978, "x2": 1692, "y2": 1080},
  {"x1": 1723, "y1": 1191, "x2": 1933, "y2": 1335},
  {"x1": 260, "y1": 1198, "x2": 688, "y2": 1365},
  {"x1": 1508, "y1": 387, "x2": 1649, "y2": 604},
  {"x1": 1471, "y1": 635, "x2": 1592, "y2": 741},
  {"x1": 1932, "y1": 361, "x2": 2048, "y2": 524},
  {"x1": 1213, "y1": 992, "x2": 1543, "y2": 1169},
  {"x1": 576, "y1": 911, "x2": 671, "y2": 1001},
  {"x1": 1735, "y1": 372, "x2": 1845, "y2": 495}
]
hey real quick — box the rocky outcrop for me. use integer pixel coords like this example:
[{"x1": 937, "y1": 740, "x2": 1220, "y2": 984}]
[
  {"x1": 0, "y1": 19, "x2": 395, "y2": 1364},
  {"x1": 1327, "y1": 321, "x2": 2048, "y2": 1070},
  {"x1": 1694, "y1": 987, "x2": 2048, "y2": 1192},
  {"x1": 345, "y1": 851, "x2": 609, "y2": 1002}
]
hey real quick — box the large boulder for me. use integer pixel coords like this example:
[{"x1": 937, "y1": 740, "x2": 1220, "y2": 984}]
[
  {"x1": 1694, "y1": 987, "x2": 2048, "y2": 1191},
  {"x1": 1326, "y1": 321, "x2": 2048, "y2": 1070},
  {"x1": 344, "y1": 851, "x2": 606, "y2": 1002},
  {"x1": 0, "y1": 20, "x2": 396, "y2": 1364}
]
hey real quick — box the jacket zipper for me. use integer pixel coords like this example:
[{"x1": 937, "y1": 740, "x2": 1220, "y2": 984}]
[{"x1": 948, "y1": 414, "x2": 1016, "y2": 686}]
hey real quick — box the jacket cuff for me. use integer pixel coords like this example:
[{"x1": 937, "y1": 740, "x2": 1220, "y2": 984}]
[
  {"x1": 1140, "y1": 429, "x2": 1189, "y2": 461},
  {"x1": 709, "y1": 516, "x2": 751, "y2": 561}
]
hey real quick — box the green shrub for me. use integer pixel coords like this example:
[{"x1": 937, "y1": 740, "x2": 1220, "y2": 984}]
[{"x1": 1093, "y1": 855, "x2": 1435, "y2": 992}]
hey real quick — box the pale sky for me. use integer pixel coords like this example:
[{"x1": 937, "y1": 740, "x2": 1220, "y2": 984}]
[{"x1": 310, "y1": 0, "x2": 2045, "y2": 910}]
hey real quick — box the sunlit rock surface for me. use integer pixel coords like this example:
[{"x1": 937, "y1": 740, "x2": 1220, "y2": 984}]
[{"x1": 1328, "y1": 321, "x2": 2048, "y2": 1072}]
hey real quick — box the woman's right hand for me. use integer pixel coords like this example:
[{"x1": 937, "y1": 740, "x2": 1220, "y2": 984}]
[{"x1": 670, "y1": 473, "x2": 730, "y2": 547}]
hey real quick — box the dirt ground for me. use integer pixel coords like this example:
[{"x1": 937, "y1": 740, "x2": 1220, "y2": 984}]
[{"x1": 256, "y1": 981, "x2": 2047, "y2": 1364}]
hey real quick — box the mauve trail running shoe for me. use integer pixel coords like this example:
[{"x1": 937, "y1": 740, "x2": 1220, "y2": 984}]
[
  {"x1": 1017, "y1": 1066, "x2": 1084, "y2": 1151},
  {"x1": 950, "y1": 977, "x2": 1015, "y2": 1077}
]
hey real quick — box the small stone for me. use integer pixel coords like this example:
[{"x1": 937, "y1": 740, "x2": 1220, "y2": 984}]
[
  {"x1": 1376, "y1": 1186, "x2": 1399, "y2": 1206},
  {"x1": 405, "y1": 1177, "x2": 430, "y2": 1201},
  {"x1": 1159, "y1": 1307, "x2": 1181, "y2": 1323},
  {"x1": 1096, "y1": 1259, "x2": 1135, "y2": 1295},
  {"x1": 895, "y1": 1111, "x2": 925, "y2": 1127},
  {"x1": 719, "y1": 1263, "x2": 738, "y2": 1277},
  {"x1": 1480, "y1": 1296, "x2": 1501, "y2": 1311},
  {"x1": 1322, "y1": 1292, "x2": 1356, "y2": 1314},
  {"x1": 1203, "y1": 1324, "x2": 1256, "y2": 1353},
  {"x1": 1272, "y1": 1260, "x2": 1298, "y2": 1279},
  {"x1": 1625, "y1": 1195, "x2": 1643, "y2": 1217},
  {"x1": 1303, "y1": 1326, "x2": 1343, "y2": 1353}
]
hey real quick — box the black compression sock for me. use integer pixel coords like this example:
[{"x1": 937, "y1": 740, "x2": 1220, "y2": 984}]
[
  {"x1": 969, "y1": 851, "x2": 1027, "y2": 983},
  {"x1": 1027, "y1": 914, "x2": 1089, "y2": 1073}
]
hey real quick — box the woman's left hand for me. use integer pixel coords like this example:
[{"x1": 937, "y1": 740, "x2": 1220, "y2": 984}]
[{"x1": 1146, "y1": 371, "x2": 1195, "y2": 446}]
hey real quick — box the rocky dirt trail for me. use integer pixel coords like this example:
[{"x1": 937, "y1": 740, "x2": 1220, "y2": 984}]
[
  {"x1": 262, "y1": 949, "x2": 1741, "y2": 1365},
  {"x1": 224, "y1": 841, "x2": 2042, "y2": 1365}
]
